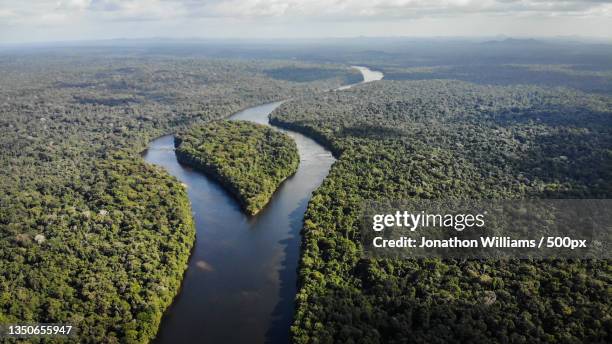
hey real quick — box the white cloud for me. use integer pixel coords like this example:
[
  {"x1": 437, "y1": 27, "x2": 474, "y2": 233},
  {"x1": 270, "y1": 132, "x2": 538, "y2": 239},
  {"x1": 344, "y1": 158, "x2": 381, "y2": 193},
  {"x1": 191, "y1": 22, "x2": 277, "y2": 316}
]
[
  {"x1": 0, "y1": 0, "x2": 610, "y2": 41},
  {"x1": 195, "y1": 0, "x2": 612, "y2": 18},
  {"x1": 56, "y1": 0, "x2": 92, "y2": 11},
  {"x1": 3, "y1": 0, "x2": 610, "y2": 22},
  {"x1": 0, "y1": 7, "x2": 16, "y2": 19}
]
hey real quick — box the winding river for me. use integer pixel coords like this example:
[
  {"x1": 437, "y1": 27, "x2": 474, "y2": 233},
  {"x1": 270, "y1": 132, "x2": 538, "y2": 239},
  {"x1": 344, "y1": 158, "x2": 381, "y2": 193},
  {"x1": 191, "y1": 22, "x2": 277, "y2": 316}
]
[{"x1": 144, "y1": 66, "x2": 383, "y2": 344}]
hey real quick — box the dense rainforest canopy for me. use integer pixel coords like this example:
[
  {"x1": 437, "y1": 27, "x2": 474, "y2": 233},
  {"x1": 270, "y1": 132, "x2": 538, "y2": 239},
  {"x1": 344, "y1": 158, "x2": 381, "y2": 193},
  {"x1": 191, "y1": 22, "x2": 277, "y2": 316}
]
[
  {"x1": 0, "y1": 53, "x2": 358, "y2": 343},
  {"x1": 176, "y1": 120, "x2": 299, "y2": 215},
  {"x1": 1, "y1": 40, "x2": 611, "y2": 344},
  {"x1": 271, "y1": 79, "x2": 612, "y2": 343}
]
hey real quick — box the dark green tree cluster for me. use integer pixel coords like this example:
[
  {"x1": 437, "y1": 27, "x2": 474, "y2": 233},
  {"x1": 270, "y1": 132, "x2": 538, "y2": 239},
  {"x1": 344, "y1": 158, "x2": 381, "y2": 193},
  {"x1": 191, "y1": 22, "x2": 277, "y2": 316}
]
[
  {"x1": 176, "y1": 120, "x2": 299, "y2": 215},
  {"x1": 270, "y1": 79, "x2": 612, "y2": 343},
  {"x1": 1, "y1": 151, "x2": 195, "y2": 343},
  {"x1": 0, "y1": 53, "x2": 357, "y2": 343}
]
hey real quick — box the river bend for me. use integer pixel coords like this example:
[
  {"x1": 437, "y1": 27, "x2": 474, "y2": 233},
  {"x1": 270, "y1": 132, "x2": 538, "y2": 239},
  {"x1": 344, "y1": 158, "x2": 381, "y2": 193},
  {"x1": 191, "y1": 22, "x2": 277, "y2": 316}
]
[{"x1": 144, "y1": 66, "x2": 383, "y2": 343}]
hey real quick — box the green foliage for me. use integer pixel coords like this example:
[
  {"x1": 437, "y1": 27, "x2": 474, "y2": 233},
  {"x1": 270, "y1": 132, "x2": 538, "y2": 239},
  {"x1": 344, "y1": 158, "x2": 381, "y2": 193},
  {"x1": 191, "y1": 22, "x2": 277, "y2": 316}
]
[
  {"x1": 271, "y1": 79, "x2": 612, "y2": 343},
  {"x1": 176, "y1": 120, "x2": 299, "y2": 215},
  {"x1": 0, "y1": 54, "x2": 356, "y2": 343},
  {"x1": 0, "y1": 151, "x2": 195, "y2": 344}
]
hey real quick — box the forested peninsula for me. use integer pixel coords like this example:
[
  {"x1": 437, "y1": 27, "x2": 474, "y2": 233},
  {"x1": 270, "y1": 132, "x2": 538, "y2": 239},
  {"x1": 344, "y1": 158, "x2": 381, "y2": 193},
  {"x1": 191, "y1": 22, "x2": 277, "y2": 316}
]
[
  {"x1": 271, "y1": 80, "x2": 612, "y2": 343},
  {"x1": 175, "y1": 121, "x2": 299, "y2": 215},
  {"x1": 0, "y1": 54, "x2": 357, "y2": 343}
]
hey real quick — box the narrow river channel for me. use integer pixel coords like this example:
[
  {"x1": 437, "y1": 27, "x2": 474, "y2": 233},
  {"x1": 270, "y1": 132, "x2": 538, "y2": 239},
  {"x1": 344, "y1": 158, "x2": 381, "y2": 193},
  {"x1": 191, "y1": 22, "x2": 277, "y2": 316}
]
[{"x1": 144, "y1": 66, "x2": 383, "y2": 344}]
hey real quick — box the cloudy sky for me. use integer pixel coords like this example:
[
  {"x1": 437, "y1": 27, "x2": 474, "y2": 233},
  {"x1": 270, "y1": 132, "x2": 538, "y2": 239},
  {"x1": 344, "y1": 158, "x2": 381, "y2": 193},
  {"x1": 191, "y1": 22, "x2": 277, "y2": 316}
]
[{"x1": 0, "y1": 0, "x2": 611, "y2": 43}]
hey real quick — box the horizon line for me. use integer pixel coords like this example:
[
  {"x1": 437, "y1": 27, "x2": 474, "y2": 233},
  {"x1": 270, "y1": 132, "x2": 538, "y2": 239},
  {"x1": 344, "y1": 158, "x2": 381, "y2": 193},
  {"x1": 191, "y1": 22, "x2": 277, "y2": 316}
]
[{"x1": 2, "y1": 34, "x2": 612, "y2": 47}]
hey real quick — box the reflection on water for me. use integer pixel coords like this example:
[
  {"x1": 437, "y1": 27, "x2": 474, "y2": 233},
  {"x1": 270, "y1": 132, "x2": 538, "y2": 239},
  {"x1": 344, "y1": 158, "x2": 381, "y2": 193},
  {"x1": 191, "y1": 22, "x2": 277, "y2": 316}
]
[{"x1": 336, "y1": 66, "x2": 384, "y2": 90}]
